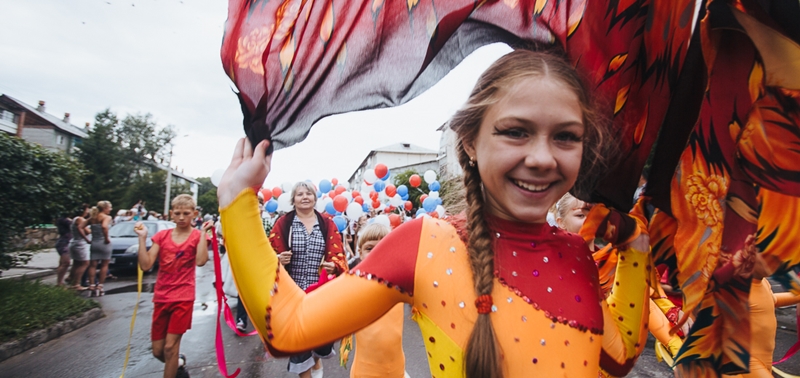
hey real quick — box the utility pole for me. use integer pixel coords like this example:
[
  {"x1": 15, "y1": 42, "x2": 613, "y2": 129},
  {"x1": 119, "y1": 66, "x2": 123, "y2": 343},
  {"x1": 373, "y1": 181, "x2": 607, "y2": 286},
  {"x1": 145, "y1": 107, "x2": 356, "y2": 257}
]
[{"x1": 164, "y1": 145, "x2": 173, "y2": 216}]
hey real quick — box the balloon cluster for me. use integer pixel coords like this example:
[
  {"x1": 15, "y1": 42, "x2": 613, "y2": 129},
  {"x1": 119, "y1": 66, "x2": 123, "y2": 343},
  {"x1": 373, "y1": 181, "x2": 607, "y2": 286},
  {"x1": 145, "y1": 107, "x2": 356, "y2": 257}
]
[{"x1": 258, "y1": 165, "x2": 446, "y2": 231}]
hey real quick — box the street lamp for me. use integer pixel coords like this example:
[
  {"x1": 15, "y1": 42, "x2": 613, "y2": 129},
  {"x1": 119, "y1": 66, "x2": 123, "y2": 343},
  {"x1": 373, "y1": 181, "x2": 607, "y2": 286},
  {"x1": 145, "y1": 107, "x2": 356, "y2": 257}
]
[{"x1": 164, "y1": 134, "x2": 189, "y2": 215}]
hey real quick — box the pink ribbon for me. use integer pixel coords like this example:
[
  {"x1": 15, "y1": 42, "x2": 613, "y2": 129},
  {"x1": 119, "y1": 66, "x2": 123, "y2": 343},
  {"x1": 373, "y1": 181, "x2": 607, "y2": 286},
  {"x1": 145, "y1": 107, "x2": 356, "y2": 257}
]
[
  {"x1": 774, "y1": 306, "x2": 800, "y2": 365},
  {"x1": 210, "y1": 228, "x2": 242, "y2": 378}
]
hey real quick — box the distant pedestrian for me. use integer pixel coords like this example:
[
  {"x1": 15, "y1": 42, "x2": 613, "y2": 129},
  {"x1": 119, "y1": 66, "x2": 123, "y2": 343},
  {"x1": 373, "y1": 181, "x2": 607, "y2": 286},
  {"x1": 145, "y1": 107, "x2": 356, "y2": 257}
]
[
  {"x1": 136, "y1": 194, "x2": 211, "y2": 378},
  {"x1": 68, "y1": 204, "x2": 91, "y2": 290},
  {"x1": 54, "y1": 212, "x2": 73, "y2": 286},
  {"x1": 87, "y1": 201, "x2": 113, "y2": 297}
]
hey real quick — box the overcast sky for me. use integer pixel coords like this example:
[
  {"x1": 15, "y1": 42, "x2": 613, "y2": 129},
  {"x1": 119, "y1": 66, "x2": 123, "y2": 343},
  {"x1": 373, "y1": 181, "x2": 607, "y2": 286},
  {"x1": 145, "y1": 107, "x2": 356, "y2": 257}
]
[{"x1": 0, "y1": 0, "x2": 510, "y2": 190}]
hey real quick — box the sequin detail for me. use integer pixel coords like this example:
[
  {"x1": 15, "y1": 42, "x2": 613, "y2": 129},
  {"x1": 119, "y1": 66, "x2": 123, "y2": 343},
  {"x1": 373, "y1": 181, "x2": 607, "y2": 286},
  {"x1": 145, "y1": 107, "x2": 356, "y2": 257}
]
[
  {"x1": 543, "y1": 256, "x2": 549, "y2": 263},
  {"x1": 347, "y1": 269, "x2": 412, "y2": 295},
  {"x1": 427, "y1": 252, "x2": 434, "y2": 258}
]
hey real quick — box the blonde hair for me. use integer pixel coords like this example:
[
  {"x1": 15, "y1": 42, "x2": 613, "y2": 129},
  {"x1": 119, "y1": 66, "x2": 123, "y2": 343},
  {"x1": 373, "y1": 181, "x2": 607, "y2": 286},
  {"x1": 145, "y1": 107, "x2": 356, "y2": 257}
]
[
  {"x1": 555, "y1": 193, "x2": 578, "y2": 222},
  {"x1": 89, "y1": 201, "x2": 111, "y2": 224},
  {"x1": 171, "y1": 194, "x2": 196, "y2": 209},
  {"x1": 449, "y1": 49, "x2": 610, "y2": 378},
  {"x1": 357, "y1": 223, "x2": 390, "y2": 251},
  {"x1": 290, "y1": 181, "x2": 317, "y2": 207}
]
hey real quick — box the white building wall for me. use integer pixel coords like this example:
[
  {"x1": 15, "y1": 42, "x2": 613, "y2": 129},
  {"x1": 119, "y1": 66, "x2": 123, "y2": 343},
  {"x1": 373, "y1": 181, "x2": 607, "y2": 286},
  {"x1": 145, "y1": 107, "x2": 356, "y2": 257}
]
[
  {"x1": 21, "y1": 127, "x2": 58, "y2": 152},
  {"x1": 439, "y1": 127, "x2": 462, "y2": 178}
]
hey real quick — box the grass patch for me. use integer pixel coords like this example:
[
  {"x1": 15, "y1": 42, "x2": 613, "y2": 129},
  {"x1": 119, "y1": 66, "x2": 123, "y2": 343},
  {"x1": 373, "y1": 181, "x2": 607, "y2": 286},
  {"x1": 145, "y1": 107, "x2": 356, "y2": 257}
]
[{"x1": 0, "y1": 279, "x2": 100, "y2": 343}]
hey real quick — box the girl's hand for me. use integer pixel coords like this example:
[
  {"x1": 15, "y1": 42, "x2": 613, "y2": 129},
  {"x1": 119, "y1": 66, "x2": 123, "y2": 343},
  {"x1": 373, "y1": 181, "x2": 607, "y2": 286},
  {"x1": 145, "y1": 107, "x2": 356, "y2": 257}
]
[
  {"x1": 218, "y1": 138, "x2": 272, "y2": 208},
  {"x1": 134, "y1": 221, "x2": 148, "y2": 238}
]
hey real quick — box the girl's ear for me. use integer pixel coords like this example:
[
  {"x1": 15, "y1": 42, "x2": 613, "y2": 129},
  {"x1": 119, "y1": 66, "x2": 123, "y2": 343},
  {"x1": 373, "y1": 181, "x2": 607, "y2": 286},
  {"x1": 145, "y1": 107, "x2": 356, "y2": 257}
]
[
  {"x1": 555, "y1": 217, "x2": 565, "y2": 230},
  {"x1": 461, "y1": 139, "x2": 477, "y2": 162}
]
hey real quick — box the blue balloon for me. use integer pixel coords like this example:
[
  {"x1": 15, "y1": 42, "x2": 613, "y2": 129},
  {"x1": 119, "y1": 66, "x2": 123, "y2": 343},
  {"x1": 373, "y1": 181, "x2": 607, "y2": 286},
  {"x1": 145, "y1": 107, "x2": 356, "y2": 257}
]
[
  {"x1": 416, "y1": 208, "x2": 426, "y2": 216},
  {"x1": 397, "y1": 185, "x2": 408, "y2": 196},
  {"x1": 333, "y1": 215, "x2": 347, "y2": 232},
  {"x1": 325, "y1": 201, "x2": 336, "y2": 215},
  {"x1": 316, "y1": 190, "x2": 322, "y2": 198},
  {"x1": 436, "y1": 198, "x2": 443, "y2": 206},
  {"x1": 381, "y1": 169, "x2": 391, "y2": 181},
  {"x1": 362, "y1": 203, "x2": 370, "y2": 213},
  {"x1": 429, "y1": 181, "x2": 440, "y2": 191},
  {"x1": 336, "y1": 211, "x2": 343, "y2": 216},
  {"x1": 373, "y1": 180, "x2": 385, "y2": 193},
  {"x1": 319, "y1": 179, "x2": 332, "y2": 194},
  {"x1": 265, "y1": 199, "x2": 278, "y2": 213},
  {"x1": 401, "y1": 194, "x2": 409, "y2": 201},
  {"x1": 422, "y1": 197, "x2": 437, "y2": 212}
]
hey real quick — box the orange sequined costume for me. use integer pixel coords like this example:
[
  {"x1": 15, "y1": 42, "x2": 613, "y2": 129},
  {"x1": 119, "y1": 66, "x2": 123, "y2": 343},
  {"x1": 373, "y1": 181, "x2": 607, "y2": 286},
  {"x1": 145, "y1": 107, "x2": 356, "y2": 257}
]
[
  {"x1": 350, "y1": 303, "x2": 406, "y2": 378},
  {"x1": 223, "y1": 190, "x2": 650, "y2": 376}
]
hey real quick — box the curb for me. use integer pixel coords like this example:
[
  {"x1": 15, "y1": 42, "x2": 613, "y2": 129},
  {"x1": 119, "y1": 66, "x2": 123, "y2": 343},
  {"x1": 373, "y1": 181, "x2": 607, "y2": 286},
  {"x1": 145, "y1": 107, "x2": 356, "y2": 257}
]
[
  {"x1": 0, "y1": 269, "x2": 55, "y2": 281},
  {"x1": 0, "y1": 307, "x2": 104, "y2": 362}
]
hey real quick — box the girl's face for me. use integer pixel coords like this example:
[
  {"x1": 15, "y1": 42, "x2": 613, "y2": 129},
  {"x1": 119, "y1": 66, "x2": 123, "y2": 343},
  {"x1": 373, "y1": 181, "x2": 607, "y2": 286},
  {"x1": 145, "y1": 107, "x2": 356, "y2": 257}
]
[
  {"x1": 360, "y1": 240, "x2": 379, "y2": 258},
  {"x1": 293, "y1": 186, "x2": 316, "y2": 211},
  {"x1": 104, "y1": 204, "x2": 113, "y2": 215},
  {"x1": 557, "y1": 198, "x2": 592, "y2": 234},
  {"x1": 466, "y1": 76, "x2": 585, "y2": 224}
]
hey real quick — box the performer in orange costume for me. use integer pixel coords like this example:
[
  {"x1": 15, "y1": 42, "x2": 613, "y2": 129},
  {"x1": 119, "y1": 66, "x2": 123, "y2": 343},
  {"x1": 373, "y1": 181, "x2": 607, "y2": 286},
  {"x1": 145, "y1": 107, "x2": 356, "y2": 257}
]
[{"x1": 219, "y1": 51, "x2": 651, "y2": 377}]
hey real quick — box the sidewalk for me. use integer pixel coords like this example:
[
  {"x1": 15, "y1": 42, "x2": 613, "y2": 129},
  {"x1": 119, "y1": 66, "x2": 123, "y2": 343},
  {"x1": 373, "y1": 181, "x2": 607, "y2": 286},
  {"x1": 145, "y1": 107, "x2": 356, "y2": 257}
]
[{"x1": 0, "y1": 249, "x2": 59, "y2": 280}]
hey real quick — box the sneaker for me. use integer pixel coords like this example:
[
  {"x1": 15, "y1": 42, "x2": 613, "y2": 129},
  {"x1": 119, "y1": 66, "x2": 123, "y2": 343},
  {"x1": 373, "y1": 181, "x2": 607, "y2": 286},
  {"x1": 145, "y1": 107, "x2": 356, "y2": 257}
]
[
  {"x1": 310, "y1": 365, "x2": 323, "y2": 378},
  {"x1": 176, "y1": 354, "x2": 190, "y2": 378},
  {"x1": 236, "y1": 319, "x2": 246, "y2": 333}
]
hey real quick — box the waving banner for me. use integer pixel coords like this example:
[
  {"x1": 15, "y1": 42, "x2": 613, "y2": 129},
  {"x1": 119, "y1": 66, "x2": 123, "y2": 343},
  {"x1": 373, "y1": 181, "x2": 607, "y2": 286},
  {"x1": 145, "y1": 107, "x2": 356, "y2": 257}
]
[{"x1": 221, "y1": 0, "x2": 800, "y2": 375}]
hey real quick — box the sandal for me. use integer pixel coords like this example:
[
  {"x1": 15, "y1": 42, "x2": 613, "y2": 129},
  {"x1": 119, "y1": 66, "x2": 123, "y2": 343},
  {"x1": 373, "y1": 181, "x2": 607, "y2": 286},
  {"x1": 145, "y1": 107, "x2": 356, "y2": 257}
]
[
  {"x1": 71, "y1": 285, "x2": 89, "y2": 291},
  {"x1": 88, "y1": 285, "x2": 96, "y2": 297},
  {"x1": 96, "y1": 284, "x2": 104, "y2": 297}
]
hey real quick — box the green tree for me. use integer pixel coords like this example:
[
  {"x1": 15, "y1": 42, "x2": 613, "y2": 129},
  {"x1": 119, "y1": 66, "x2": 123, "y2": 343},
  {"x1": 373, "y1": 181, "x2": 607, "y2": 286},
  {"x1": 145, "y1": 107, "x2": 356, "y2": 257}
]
[
  {"x1": 0, "y1": 134, "x2": 88, "y2": 268},
  {"x1": 196, "y1": 177, "x2": 218, "y2": 215},
  {"x1": 392, "y1": 169, "x2": 431, "y2": 212},
  {"x1": 75, "y1": 109, "x2": 177, "y2": 210}
]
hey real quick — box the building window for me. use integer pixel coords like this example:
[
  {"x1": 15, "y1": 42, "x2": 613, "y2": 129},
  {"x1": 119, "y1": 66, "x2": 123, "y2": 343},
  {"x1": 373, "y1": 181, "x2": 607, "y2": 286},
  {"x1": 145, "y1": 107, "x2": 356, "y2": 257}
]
[{"x1": 57, "y1": 135, "x2": 64, "y2": 145}]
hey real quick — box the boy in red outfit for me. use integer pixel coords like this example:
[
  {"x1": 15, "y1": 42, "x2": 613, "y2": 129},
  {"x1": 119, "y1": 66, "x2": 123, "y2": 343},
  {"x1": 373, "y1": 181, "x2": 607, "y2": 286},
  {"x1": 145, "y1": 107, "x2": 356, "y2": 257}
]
[{"x1": 136, "y1": 194, "x2": 211, "y2": 378}]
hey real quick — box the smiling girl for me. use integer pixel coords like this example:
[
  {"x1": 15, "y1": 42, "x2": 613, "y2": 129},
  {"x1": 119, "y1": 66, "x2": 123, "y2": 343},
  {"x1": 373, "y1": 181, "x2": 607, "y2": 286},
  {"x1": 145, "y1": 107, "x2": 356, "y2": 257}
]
[{"x1": 219, "y1": 50, "x2": 650, "y2": 377}]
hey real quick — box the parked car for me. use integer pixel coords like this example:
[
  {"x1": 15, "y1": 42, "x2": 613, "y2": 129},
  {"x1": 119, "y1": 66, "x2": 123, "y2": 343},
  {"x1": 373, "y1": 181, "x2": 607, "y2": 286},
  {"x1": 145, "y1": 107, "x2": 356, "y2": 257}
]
[{"x1": 109, "y1": 220, "x2": 175, "y2": 269}]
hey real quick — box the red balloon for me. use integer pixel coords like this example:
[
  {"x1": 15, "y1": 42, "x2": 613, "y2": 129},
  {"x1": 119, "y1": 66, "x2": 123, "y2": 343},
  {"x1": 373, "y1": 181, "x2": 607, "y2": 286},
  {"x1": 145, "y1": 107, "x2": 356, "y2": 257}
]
[
  {"x1": 329, "y1": 191, "x2": 336, "y2": 199},
  {"x1": 334, "y1": 185, "x2": 346, "y2": 195},
  {"x1": 272, "y1": 187, "x2": 282, "y2": 199},
  {"x1": 374, "y1": 163, "x2": 388, "y2": 179},
  {"x1": 372, "y1": 200, "x2": 381, "y2": 209},
  {"x1": 388, "y1": 214, "x2": 402, "y2": 228},
  {"x1": 385, "y1": 184, "x2": 397, "y2": 198},
  {"x1": 333, "y1": 195, "x2": 348, "y2": 212},
  {"x1": 354, "y1": 196, "x2": 364, "y2": 205},
  {"x1": 259, "y1": 188, "x2": 271, "y2": 200},
  {"x1": 409, "y1": 174, "x2": 422, "y2": 188},
  {"x1": 369, "y1": 191, "x2": 379, "y2": 200},
  {"x1": 331, "y1": 178, "x2": 339, "y2": 186},
  {"x1": 429, "y1": 211, "x2": 439, "y2": 218},
  {"x1": 419, "y1": 194, "x2": 428, "y2": 205},
  {"x1": 404, "y1": 201, "x2": 413, "y2": 211},
  {"x1": 351, "y1": 190, "x2": 360, "y2": 198}
]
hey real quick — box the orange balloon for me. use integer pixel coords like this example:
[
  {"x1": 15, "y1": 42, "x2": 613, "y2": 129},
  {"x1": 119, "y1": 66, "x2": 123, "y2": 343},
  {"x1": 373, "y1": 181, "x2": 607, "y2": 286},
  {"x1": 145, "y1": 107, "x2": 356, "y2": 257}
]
[
  {"x1": 385, "y1": 184, "x2": 397, "y2": 198},
  {"x1": 333, "y1": 195, "x2": 348, "y2": 213},
  {"x1": 354, "y1": 196, "x2": 364, "y2": 205},
  {"x1": 409, "y1": 174, "x2": 422, "y2": 188},
  {"x1": 419, "y1": 194, "x2": 428, "y2": 205},
  {"x1": 331, "y1": 178, "x2": 339, "y2": 186},
  {"x1": 389, "y1": 214, "x2": 401, "y2": 228},
  {"x1": 404, "y1": 201, "x2": 413, "y2": 211},
  {"x1": 374, "y1": 163, "x2": 388, "y2": 179},
  {"x1": 272, "y1": 187, "x2": 282, "y2": 199}
]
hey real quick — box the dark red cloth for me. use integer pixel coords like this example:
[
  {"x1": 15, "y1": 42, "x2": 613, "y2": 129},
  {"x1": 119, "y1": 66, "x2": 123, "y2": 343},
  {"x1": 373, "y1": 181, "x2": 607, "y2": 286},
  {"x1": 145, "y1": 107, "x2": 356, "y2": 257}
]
[
  {"x1": 352, "y1": 218, "x2": 423, "y2": 295},
  {"x1": 152, "y1": 229, "x2": 202, "y2": 303}
]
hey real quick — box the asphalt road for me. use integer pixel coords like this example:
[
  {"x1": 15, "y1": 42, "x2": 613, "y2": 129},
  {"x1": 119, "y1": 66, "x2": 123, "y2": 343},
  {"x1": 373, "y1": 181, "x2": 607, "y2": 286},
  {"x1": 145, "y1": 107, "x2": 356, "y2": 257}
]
[{"x1": 2, "y1": 261, "x2": 798, "y2": 377}]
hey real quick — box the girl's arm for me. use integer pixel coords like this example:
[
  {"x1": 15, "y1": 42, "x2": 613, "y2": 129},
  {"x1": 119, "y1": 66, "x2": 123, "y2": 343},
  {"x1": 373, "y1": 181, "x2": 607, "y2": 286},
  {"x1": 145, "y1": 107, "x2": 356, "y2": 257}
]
[
  {"x1": 599, "y1": 236, "x2": 651, "y2": 377},
  {"x1": 102, "y1": 216, "x2": 111, "y2": 244},
  {"x1": 77, "y1": 218, "x2": 90, "y2": 243},
  {"x1": 222, "y1": 189, "x2": 410, "y2": 354}
]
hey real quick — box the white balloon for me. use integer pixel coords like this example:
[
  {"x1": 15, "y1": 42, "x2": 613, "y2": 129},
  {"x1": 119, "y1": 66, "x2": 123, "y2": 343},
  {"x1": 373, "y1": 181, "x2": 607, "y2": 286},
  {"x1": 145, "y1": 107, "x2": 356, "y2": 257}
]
[
  {"x1": 373, "y1": 214, "x2": 391, "y2": 228},
  {"x1": 363, "y1": 170, "x2": 377, "y2": 185},
  {"x1": 345, "y1": 202, "x2": 363, "y2": 219},
  {"x1": 360, "y1": 183, "x2": 372, "y2": 193},
  {"x1": 342, "y1": 191, "x2": 353, "y2": 202},
  {"x1": 281, "y1": 181, "x2": 294, "y2": 193},
  {"x1": 390, "y1": 194, "x2": 404, "y2": 207},
  {"x1": 419, "y1": 213, "x2": 431, "y2": 218},
  {"x1": 277, "y1": 193, "x2": 292, "y2": 212},
  {"x1": 423, "y1": 170, "x2": 437, "y2": 184},
  {"x1": 428, "y1": 191, "x2": 440, "y2": 199},
  {"x1": 378, "y1": 203, "x2": 387, "y2": 211},
  {"x1": 435, "y1": 205, "x2": 446, "y2": 218},
  {"x1": 210, "y1": 169, "x2": 225, "y2": 187}
]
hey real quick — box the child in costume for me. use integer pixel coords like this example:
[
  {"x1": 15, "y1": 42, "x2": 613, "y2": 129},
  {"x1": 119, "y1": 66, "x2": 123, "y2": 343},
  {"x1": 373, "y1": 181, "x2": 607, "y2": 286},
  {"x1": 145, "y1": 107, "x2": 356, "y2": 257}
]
[
  {"x1": 219, "y1": 50, "x2": 651, "y2": 377},
  {"x1": 349, "y1": 223, "x2": 408, "y2": 378},
  {"x1": 136, "y1": 194, "x2": 211, "y2": 378}
]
